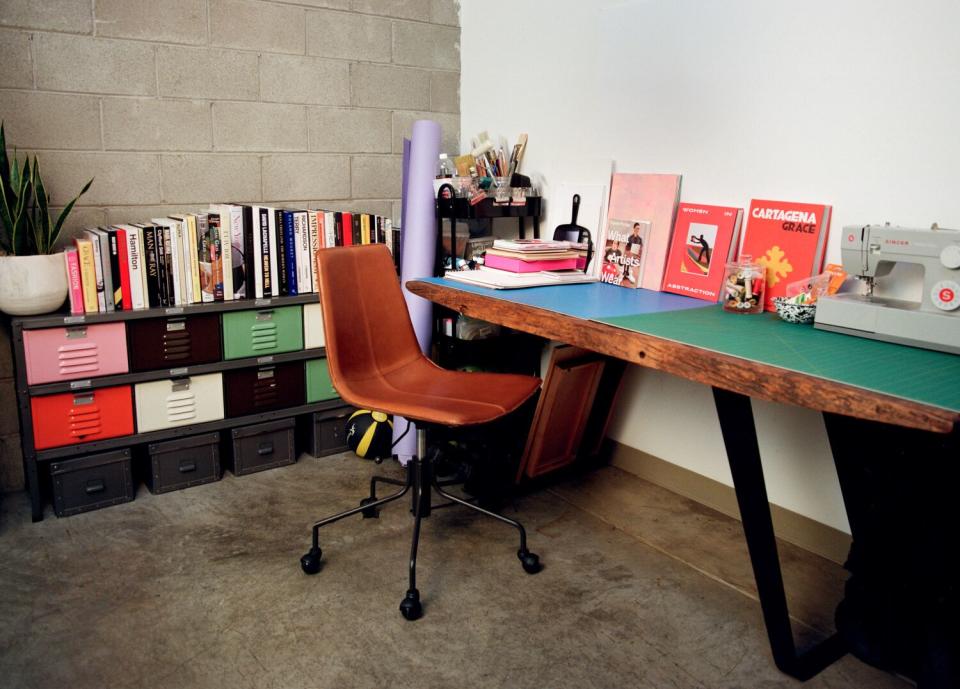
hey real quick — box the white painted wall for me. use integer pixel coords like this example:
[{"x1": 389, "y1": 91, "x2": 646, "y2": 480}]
[{"x1": 460, "y1": 0, "x2": 960, "y2": 532}]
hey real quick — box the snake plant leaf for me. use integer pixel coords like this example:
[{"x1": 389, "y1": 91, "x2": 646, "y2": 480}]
[{"x1": 51, "y1": 176, "x2": 93, "y2": 253}]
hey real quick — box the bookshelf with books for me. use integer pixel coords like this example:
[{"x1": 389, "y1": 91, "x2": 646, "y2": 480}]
[{"x1": 9, "y1": 203, "x2": 395, "y2": 522}]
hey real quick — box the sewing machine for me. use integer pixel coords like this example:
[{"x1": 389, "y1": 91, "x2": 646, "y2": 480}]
[{"x1": 814, "y1": 223, "x2": 960, "y2": 354}]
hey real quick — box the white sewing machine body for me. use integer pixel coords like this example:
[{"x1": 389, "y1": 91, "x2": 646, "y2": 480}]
[{"x1": 814, "y1": 224, "x2": 960, "y2": 354}]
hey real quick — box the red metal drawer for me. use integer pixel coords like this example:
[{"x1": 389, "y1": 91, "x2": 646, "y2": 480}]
[
  {"x1": 23, "y1": 323, "x2": 129, "y2": 385},
  {"x1": 31, "y1": 386, "x2": 135, "y2": 450}
]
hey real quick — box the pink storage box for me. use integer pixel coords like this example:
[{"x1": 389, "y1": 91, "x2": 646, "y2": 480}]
[{"x1": 23, "y1": 323, "x2": 129, "y2": 385}]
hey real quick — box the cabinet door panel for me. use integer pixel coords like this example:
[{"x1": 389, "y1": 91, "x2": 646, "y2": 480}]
[
  {"x1": 305, "y1": 358, "x2": 338, "y2": 402},
  {"x1": 134, "y1": 373, "x2": 224, "y2": 432},
  {"x1": 222, "y1": 306, "x2": 303, "y2": 359},
  {"x1": 128, "y1": 314, "x2": 221, "y2": 371},
  {"x1": 32, "y1": 386, "x2": 134, "y2": 450},
  {"x1": 223, "y1": 362, "x2": 305, "y2": 417},
  {"x1": 24, "y1": 323, "x2": 128, "y2": 385}
]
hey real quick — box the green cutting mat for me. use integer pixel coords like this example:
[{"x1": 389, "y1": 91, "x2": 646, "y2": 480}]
[{"x1": 599, "y1": 306, "x2": 960, "y2": 413}]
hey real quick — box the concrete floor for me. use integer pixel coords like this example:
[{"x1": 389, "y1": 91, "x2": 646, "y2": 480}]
[{"x1": 0, "y1": 454, "x2": 908, "y2": 689}]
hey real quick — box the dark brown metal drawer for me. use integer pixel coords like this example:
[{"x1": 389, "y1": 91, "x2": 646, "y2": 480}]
[
  {"x1": 223, "y1": 361, "x2": 305, "y2": 418},
  {"x1": 127, "y1": 313, "x2": 222, "y2": 372}
]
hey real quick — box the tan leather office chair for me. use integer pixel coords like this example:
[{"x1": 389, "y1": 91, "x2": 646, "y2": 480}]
[{"x1": 301, "y1": 244, "x2": 543, "y2": 620}]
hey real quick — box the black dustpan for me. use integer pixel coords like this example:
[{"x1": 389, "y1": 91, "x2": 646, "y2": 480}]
[{"x1": 553, "y1": 193, "x2": 593, "y2": 270}]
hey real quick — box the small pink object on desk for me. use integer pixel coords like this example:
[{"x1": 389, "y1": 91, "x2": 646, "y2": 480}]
[{"x1": 483, "y1": 254, "x2": 578, "y2": 273}]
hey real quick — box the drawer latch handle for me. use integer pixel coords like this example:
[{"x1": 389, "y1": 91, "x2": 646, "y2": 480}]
[
  {"x1": 178, "y1": 460, "x2": 197, "y2": 474},
  {"x1": 257, "y1": 442, "x2": 275, "y2": 456},
  {"x1": 84, "y1": 479, "x2": 105, "y2": 495}
]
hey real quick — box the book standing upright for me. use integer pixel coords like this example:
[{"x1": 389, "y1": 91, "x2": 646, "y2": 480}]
[
  {"x1": 740, "y1": 199, "x2": 832, "y2": 311},
  {"x1": 603, "y1": 173, "x2": 682, "y2": 291},
  {"x1": 662, "y1": 203, "x2": 744, "y2": 302}
]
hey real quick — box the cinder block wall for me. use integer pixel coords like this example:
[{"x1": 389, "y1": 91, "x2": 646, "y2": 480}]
[{"x1": 0, "y1": 0, "x2": 460, "y2": 492}]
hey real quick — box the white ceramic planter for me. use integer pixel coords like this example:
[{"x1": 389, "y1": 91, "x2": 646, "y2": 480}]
[{"x1": 0, "y1": 253, "x2": 69, "y2": 316}]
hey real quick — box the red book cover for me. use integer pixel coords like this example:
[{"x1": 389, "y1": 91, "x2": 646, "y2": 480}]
[
  {"x1": 662, "y1": 203, "x2": 744, "y2": 302},
  {"x1": 63, "y1": 247, "x2": 84, "y2": 315},
  {"x1": 115, "y1": 227, "x2": 132, "y2": 310},
  {"x1": 341, "y1": 212, "x2": 353, "y2": 246},
  {"x1": 603, "y1": 173, "x2": 682, "y2": 290},
  {"x1": 740, "y1": 199, "x2": 832, "y2": 311}
]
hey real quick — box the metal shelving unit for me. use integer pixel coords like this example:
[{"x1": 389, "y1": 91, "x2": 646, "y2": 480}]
[{"x1": 8, "y1": 294, "x2": 340, "y2": 522}]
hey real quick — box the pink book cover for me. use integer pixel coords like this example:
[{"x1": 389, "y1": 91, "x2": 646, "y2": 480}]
[
  {"x1": 604, "y1": 173, "x2": 682, "y2": 291},
  {"x1": 64, "y1": 247, "x2": 84, "y2": 315},
  {"x1": 483, "y1": 254, "x2": 578, "y2": 273}
]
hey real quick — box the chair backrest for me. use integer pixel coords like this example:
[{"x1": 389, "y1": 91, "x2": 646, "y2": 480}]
[{"x1": 314, "y1": 245, "x2": 424, "y2": 394}]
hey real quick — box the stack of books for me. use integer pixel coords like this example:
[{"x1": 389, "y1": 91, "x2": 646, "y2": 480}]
[
  {"x1": 483, "y1": 239, "x2": 581, "y2": 273},
  {"x1": 63, "y1": 205, "x2": 397, "y2": 315},
  {"x1": 444, "y1": 238, "x2": 597, "y2": 289}
]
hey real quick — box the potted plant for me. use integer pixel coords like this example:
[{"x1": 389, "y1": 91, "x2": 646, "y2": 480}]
[{"x1": 0, "y1": 122, "x2": 93, "y2": 315}]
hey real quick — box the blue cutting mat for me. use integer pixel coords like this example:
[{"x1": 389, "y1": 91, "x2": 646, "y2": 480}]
[{"x1": 417, "y1": 278, "x2": 708, "y2": 320}]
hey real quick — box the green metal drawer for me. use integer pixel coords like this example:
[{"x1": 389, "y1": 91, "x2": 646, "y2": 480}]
[
  {"x1": 306, "y1": 358, "x2": 339, "y2": 403},
  {"x1": 222, "y1": 305, "x2": 304, "y2": 360}
]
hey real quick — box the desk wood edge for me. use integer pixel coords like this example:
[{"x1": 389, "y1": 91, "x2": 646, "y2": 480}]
[{"x1": 408, "y1": 279, "x2": 958, "y2": 434}]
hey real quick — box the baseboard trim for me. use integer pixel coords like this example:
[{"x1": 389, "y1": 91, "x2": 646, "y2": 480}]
[{"x1": 606, "y1": 441, "x2": 851, "y2": 565}]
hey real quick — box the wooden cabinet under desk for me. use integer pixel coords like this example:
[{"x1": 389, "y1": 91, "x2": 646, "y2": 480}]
[{"x1": 9, "y1": 294, "x2": 345, "y2": 522}]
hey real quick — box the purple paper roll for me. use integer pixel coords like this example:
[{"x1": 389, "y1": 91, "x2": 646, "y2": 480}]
[{"x1": 393, "y1": 120, "x2": 441, "y2": 461}]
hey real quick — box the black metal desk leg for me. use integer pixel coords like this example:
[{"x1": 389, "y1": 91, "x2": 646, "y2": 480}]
[{"x1": 712, "y1": 387, "x2": 847, "y2": 680}]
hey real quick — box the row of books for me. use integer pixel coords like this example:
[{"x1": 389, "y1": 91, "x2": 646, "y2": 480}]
[
  {"x1": 594, "y1": 173, "x2": 831, "y2": 311},
  {"x1": 63, "y1": 206, "x2": 398, "y2": 315}
]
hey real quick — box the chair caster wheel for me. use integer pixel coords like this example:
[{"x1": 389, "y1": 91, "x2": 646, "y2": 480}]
[
  {"x1": 359, "y1": 496, "x2": 380, "y2": 519},
  {"x1": 518, "y1": 549, "x2": 542, "y2": 575},
  {"x1": 399, "y1": 589, "x2": 422, "y2": 621},
  {"x1": 300, "y1": 547, "x2": 322, "y2": 575}
]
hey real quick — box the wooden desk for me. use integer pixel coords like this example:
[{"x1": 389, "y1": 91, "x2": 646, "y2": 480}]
[{"x1": 408, "y1": 278, "x2": 960, "y2": 682}]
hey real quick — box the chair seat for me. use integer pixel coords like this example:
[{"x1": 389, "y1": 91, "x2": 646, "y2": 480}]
[{"x1": 337, "y1": 356, "x2": 540, "y2": 427}]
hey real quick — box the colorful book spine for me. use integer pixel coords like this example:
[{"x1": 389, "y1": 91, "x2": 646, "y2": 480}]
[
  {"x1": 63, "y1": 247, "x2": 84, "y2": 316},
  {"x1": 121, "y1": 225, "x2": 146, "y2": 310},
  {"x1": 258, "y1": 207, "x2": 271, "y2": 298},
  {"x1": 83, "y1": 229, "x2": 106, "y2": 312},
  {"x1": 282, "y1": 210, "x2": 298, "y2": 296},
  {"x1": 107, "y1": 229, "x2": 124, "y2": 310},
  {"x1": 142, "y1": 226, "x2": 161, "y2": 308},
  {"x1": 241, "y1": 205, "x2": 256, "y2": 300},
  {"x1": 324, "y1": 211, "x2": 336, "y2": 248},
  {"x1": 351, "y1": 214, "x2": 361, "y2": 246},
  {"x1": 74, "y1": 237, "x2": 99, "y2": 314},
  {"x1": 161, "y1": 225, "x2": 174, "y2": 306},
  {"x1": 341, "y1": 212, "x2": 352, "y2": 246},
  {"x1": 93, "y1": 229, "x2": 115, "y2": 312},
  {"x1": 225, "y1": 205, "x2": 241, "y2": 300},
  {"x1": 197, "y1": 214, "x2": 214, "y2": 303},
  {"x1": 360, "y1": 214, "x2": 371, "y2": 245},
  {"x1": 209, "y1": 213, "x2": 224, "y2": 301},
  {"x1": 308, "y1": 210, "x2": 321, "y2": 291},
  {"x1": 233, "y1": 206, "x2": 253, "y2": 299},
  {"x1": 154, "y1": 220, "x2": 181, "y2": 306},
  {"x1": 186, "y1": 215, "x2": 201, "y2": 304},
  {"x1": 267, "y1": 208, "x2": 279, "y2": 297},
  {"x1": 115, "y1": 227, "x2": 133, "y2": 310},
  {"x1": 295, "y1": 210, "x2": 312, "y2": 293},
  {"x1": 172, "y1": 219, "x2": 192, "y2": 305}
]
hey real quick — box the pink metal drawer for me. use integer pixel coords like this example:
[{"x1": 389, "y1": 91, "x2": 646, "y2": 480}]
[{"x1": 23, "y1": 323, "x2": 129, "y2": 385}]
